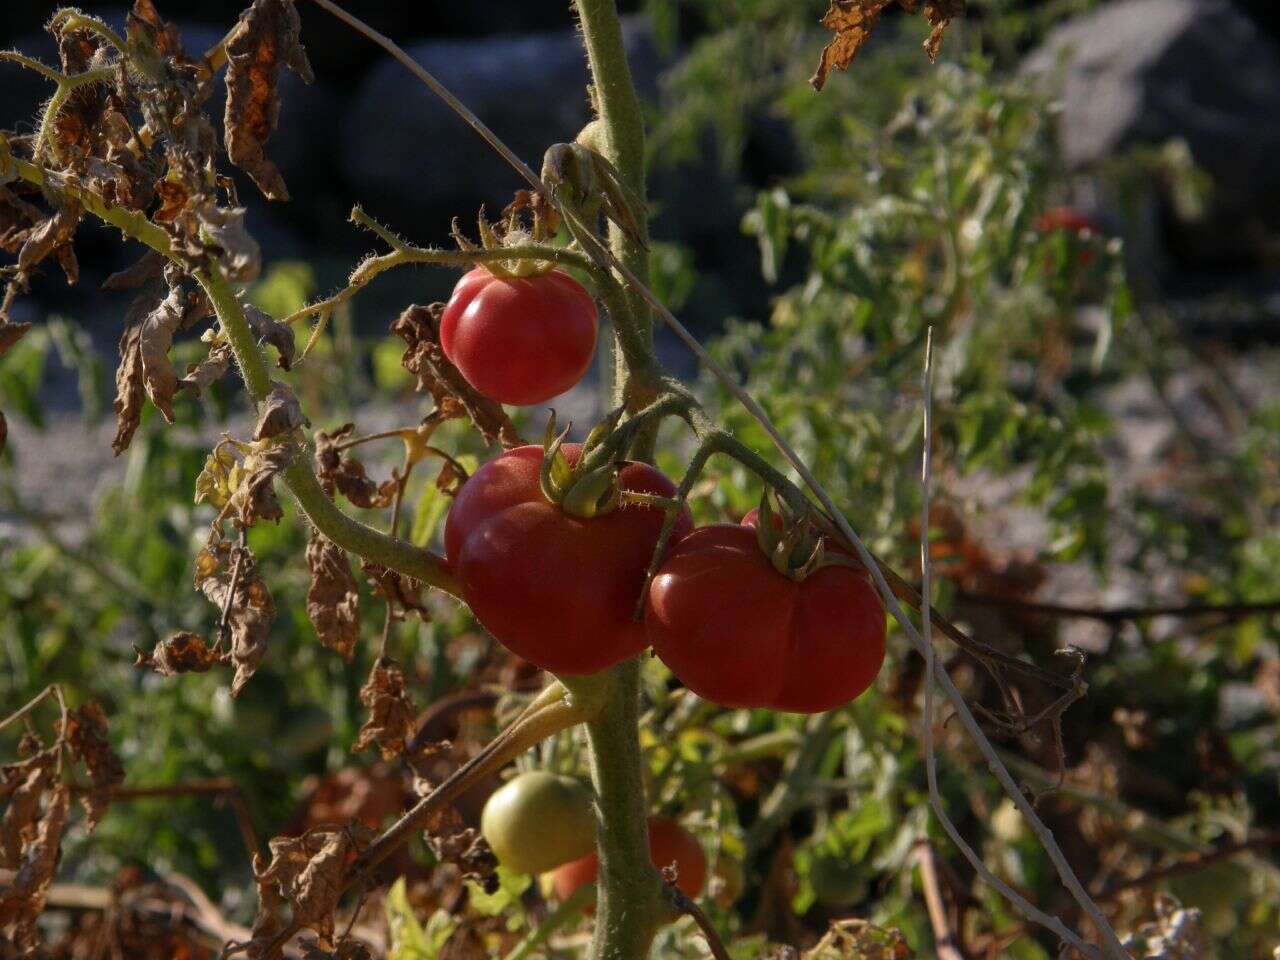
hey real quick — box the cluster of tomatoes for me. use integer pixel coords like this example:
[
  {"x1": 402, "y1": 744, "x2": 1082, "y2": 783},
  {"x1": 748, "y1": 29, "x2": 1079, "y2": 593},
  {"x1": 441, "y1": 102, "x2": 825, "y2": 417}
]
[{"x1": 441, "y1": 265, "x2": 888, "y2": 714}]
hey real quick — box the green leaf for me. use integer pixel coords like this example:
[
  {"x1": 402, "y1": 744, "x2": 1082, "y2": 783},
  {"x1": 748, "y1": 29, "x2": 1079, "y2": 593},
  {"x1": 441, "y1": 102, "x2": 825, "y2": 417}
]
[{"x1": 386, "y1": 877, "x2": 455, "y2": 960}]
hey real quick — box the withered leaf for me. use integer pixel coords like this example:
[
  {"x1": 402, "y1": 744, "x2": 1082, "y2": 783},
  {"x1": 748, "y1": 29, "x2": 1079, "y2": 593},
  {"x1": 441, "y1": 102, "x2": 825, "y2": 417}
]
[
  {"x1": 256, "y1": 823, "x2": 374, "y2": 941},
  {"x1": 361, "y1": 561, "x2": 431, "y2": 622},
  {"x1": 138, "y1": 283, "x2": 189, "y2": 422},
  {"x1": 254, "y1": 380, "x2": 308, "y2": 440},
  {"x1": 301, "y1": 938, "x2": 374, "y2": 960},
  {"x1": 196, "y1": 204, "x2": 261, "y2": 282},
  {"x1": 16, "y1": 203, "x2": 82, "y2": 284},
  {"x1": 60, "y1": 702, "x2": 125, "y2": 831},
  {"x1": 224, "y1": 0, "x2": 314, "y2": 202},
  {"x1": 305, "y1": 530, "x2": 360, "y2": 661},
  {"x1": 919, "y1": 0, "x2": 963, "y2": 61},
  {"x1": 811, "y1": 0, "x2": 893, "y2": 91},
  {"x1": 179, "y1": 341, "x2": 233, "y2": 395},
  {"x1": 245, "y1": 850, "x2": 289, "y2": 958},
  {"x1": 229, "y1": 441, "x2": 293, "y2": 527},
  {"x1": 1, "y1": 754, "x2": 54, "y2": 869},
  {"x1": 135, "y1": 631, "x2": 222, "y2": 676},
  {"x1": 0, "y1": 783, "x2": 69, "y2": 951},
  {"x1": 195, "y1": 542, "x2": 275, "y2": 696},
  {"x1": 0, "y1": 320, "x2": 30, "y2": 355},
  {"x1": 392, "y1": 304, "x2": 523, "y2": 449},
  {"x1": 0, "y1": 186, "x2": 45, "y2": 253},
  {"x1": 422, "y1": 807, "x2": 498, "y2": 889},
  {"x1": 102, "y1": 250, "x2": 166, "y2": 291},
  {"x1": 314, "y1": 425, "x2": 398, "y2": 509},
  {"x1": 352, "y1": 658, "x2": 416, "y2": 761},
  {"x1": 112, "y1": 321, "x2": 146, "y2": 455},
  {"x1": 245, "y1": 303, "x2": 296, "y2": 370}
]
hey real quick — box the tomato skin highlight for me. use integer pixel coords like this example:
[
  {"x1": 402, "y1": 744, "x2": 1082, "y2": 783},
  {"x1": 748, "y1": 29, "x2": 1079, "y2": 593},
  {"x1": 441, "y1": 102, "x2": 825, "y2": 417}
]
[
  {"x1": 445, "y1": 444, "x2": 692, "y2": 676},
  {"x1": 440, "y1": 267, "x2": 598, "y2": 406},
  {"x1": 549, "y1": 815, "x2": 706, "y2": 901},
  {"x1": 645, "y1": 524, "x2": 886, "y2": 713},
  {"x1": 480, "y1": 771, "x2": 597, "y2": 875}
]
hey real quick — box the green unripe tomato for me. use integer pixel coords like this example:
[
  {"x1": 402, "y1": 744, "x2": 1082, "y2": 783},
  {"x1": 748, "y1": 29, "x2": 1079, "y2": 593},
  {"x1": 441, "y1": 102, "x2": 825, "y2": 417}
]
[
  {"x1": 809, "y1": 853, "x2": 865, "y2": 908},
  {"x1": 480, "y1": 771, "x2": 596, "y2": 875}
]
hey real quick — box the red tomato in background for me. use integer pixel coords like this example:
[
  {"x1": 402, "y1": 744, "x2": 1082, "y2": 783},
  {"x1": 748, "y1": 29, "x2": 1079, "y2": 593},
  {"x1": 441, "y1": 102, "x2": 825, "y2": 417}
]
[
  {"x1": 1034, "y1": 206, "x2": 1099, "y2": 267},
  {"x1": 645, "y1": 524, "x2": 885, "y2": 713},
  {"x1": 550, "y1": 815, "x2": 706, "y2": 901},
  {"x1": 440, "y1": 267, "x2": 598, "y2": 406},
  {"x1": 445, "y1": 444, "x2": 692, "y2": 676},
  {"x1": 1033, "y1": 206, "x2": 1098, "y2": 235}
]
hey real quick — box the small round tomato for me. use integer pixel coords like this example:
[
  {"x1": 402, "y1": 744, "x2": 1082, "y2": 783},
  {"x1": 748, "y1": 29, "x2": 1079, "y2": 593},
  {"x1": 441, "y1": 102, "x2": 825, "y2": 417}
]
[
  {"x1": 440, "y1": 267, "x2": 598, "y2": 406},
  {"x1": 645, "y1": 524, "x2": 885, "y2": 713},
  {"x1": 445, "y1": 444, "x2": 691, "y2": 676},
  {"x1": 549, "y1": 815, "x2": 706, "y2": 901},
  {"x1": 481, "y1": 771, "x2": 596, "y2": 875}
]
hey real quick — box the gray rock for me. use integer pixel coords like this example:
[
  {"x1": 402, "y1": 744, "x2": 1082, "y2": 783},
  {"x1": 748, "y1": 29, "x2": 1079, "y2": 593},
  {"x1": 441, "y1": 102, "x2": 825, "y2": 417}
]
[
  {"x1": 339, "y1": 18, "x2": 658, "y2": 228},
  {"x1": 1024, "y1": 0, "x2": 1280, "y2": 258}
]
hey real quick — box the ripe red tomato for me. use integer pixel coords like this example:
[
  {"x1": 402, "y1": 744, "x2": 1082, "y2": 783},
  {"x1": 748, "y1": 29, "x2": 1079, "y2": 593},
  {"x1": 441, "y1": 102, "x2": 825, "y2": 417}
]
[
  {"x1": 440, "y1": 267, "x2": 598, "y2": 406},
  {"x1": 645, "y1": 523, "x2": 885, "y2": 713},
  {"x1": 549, "y1": 815, "x2": 706, "y2": 900},
  {"x1": 445, "y1": 444, "x2": 692, "y2": 676},
  {"x1": 1033, "y1": 206, "x2": 1097, "y2": 235}
]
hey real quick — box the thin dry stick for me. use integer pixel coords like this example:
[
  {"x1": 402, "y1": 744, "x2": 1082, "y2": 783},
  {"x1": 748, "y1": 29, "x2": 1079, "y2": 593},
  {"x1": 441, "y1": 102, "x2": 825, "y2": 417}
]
[
  {"x1": 669, "y1": 887, "x2": 732, "y2": 960},
  {"x1": 914, "y1": 842, "x2": 966, "y2": 960},
  {"x1": 300, "y1": 6, "x2": 1126, "y2": 955},
  {"x1": 918, "y1": 332, "x2": 1104, "y2": 960},
  {"x1": 957, "y1": 592, "x2": 1280, "y2": 624},
  {"x1": 0, "y1": 684, "x2": 59, "y2": 734}
]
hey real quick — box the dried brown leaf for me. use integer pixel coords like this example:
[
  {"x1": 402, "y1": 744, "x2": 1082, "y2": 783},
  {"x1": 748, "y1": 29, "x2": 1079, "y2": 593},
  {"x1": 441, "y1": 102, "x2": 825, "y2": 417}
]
[
  {"x1": 246, "y1": 303, "x2": 296, "y2": 370},
  {"x1": 0, "y1": 186, "x2": 45, "y2": 254},
  {"x1": 352, "y1": 658, "x2": 416, "y2": 761},
  {"x1": 254, "y1": 380, "x2": 308, "y2": 440},
  {"x1": 422, "y1": 807, "x2": 497, "y2": 888},
  {"x1": 256, "y1": 823, "x2": 374, "y2": 941},
  {"x1": 922, "y1": 0, "x2": 963, "y2": 62},
  {"x1": 179, "y1": 341, "x2": 233, "y2": 395},
  {"x1": 230, "y1": 441, "x2": 293, "y2": 527},
  {"x1": 305, "y1": 530, "x2": 360, "y2": 661},
  {"x1": 224, "y1": 0, "x2": 314, "y2": 201},
  {"x1": 16, "y1": 204, "x2": 82, "y2": 284},
  {"x1": 0, "y1": 783, "x2": 69, "y2": 951},
  {"x1": 137, "y1": 283, "x2": 189, "y2": 422},
  {"x1": 195, "y1": 542, "x2": 275, "y2": 696},
  {"x1": 0, "y1": 754, "x2": 54, "y2": 869},
  {"x1": 810, "y1": 0, "x2": 892, "y2": 91},
  {"x1": 314, "y1": 425, "x2": 398, "y2": 509},
  {"x1": 361, "y1": 561, "x2": 430, "y2": 622},
  {"x1": 195, "y1": 204, "x2": 261, "y2": 282},
  {"x1": 0, "y1": 321, "x2": 30, "y2": 356},
  {"x1": 60, "y1": 702, "x2": 124, "y2": 830},
  {"x1": 102, "y1": 250, "x2": 166, "y2": 291},
  {"x1": 135, "y1": 631, "x2": 223, "y2": 676},
  {"x1": 391, "y1": 304, "x2": 523, "y2": 449},
  {"x1": 112, "y1": 320, "x2": 147, "y2": 456}
]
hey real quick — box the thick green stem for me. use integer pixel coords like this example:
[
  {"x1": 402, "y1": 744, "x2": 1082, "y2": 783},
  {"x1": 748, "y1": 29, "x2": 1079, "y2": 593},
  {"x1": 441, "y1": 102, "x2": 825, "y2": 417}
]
[
  {"x1": 573, "y1": 0, "x2": 661, "y2": 415},
  {"x1": 582, "y1": 660, "x2": 670, "y2": 960},
  {"x1": 197, "y1": 267, "x2": 463, "y2": 596}
]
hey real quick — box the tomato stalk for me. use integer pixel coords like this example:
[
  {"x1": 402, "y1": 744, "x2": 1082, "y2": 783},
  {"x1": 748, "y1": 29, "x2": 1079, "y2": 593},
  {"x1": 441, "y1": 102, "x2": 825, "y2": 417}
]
[{"x1": 568, "y1": 0, "x2": 688, "y2": 955}]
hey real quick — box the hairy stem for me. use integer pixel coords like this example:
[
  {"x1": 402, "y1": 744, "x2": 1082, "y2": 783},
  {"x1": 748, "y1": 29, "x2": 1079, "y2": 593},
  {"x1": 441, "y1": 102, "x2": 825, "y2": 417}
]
[
  {"x1": 582, "y1": 660, "x2": 669, "y2": 960},
  {"x1": 198, "y1": 267, "x2": 463, "y2": 596}
]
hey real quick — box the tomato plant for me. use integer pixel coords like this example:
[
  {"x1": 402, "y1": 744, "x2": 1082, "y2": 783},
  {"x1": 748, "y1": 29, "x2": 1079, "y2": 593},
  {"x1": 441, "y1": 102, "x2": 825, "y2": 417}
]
[
  {"x1": 440, "y1": 266, "x2": 598, "y2": 405},
  {"x1": 645, "y1": 522, "x2": 885, "y2": 713},
  {"x1": 549, "y1": 815, "x2": 707, "y2": 902},
  {"x1": 480, "y1": 770, "x2": 596, "y2": 875},
  {"x1": 444, "y1": 442, "x2": 691, "y2": 675}
]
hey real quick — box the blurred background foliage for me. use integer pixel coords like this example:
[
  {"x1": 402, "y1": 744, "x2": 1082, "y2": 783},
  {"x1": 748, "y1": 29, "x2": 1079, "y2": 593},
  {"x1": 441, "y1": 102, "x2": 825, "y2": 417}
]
[{"x1": 2, "y1": 0, "x2": 1278, "y2": 957}]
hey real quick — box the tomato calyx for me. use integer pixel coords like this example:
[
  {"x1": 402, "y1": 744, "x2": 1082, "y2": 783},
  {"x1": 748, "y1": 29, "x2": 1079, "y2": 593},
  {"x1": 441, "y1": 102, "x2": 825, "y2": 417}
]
[
  {"x1": 538, "y1": 409, "x2": 631, "y2": 519},
  {"x1": 751, "y1": 490, "x2": 866, "y2": 582},
  {"x1": 453, "y1": 201, "x2": 560, "y2": 280}
]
